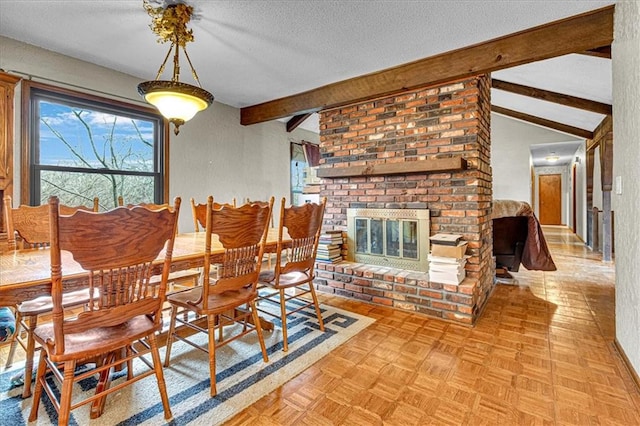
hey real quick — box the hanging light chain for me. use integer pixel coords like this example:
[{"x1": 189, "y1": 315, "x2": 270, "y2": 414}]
[
  {"x1": 153, "y1": 45, "x2": 173, "y2": 81},
  {"x1": 182, "y1": 47, "x2": 203, "y2": 89}
]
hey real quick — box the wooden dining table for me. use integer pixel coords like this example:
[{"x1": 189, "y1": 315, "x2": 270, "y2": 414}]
[{"x1": 0, "y1": 229, "x2": 284, "y2": 305}]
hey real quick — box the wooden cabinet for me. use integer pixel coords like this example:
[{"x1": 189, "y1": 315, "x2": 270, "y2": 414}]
[{"x1": 0, "y1": 72, "x2": 21, "y2": 232}]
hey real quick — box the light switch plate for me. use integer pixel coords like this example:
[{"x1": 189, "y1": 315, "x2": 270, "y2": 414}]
[{"x1": 615, "y1": 176, "x2": 623, "y2": 195}]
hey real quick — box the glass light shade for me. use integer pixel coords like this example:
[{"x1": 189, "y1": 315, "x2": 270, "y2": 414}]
[
  {"x1": 545, "y1": 155, "x2": 559, "y2": 162},
  {"x1": 137, "y1": 80, "x2": 214, "y2": 134},
  {"x1": 145, "y1": 90, "x2": 208, "y2": 122}
]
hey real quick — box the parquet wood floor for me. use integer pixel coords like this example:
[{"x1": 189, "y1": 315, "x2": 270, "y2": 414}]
[
  {"x1": 1, "y1": 226, "x2": 638, "y2": 425},
  {"x1": 226, "y1": 226, "x2": 640, "y2": 425}
]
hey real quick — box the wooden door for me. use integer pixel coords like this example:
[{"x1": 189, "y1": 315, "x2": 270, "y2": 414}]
[{"x1": 539, "y1": 174, "x2": 562, "y2": 225}]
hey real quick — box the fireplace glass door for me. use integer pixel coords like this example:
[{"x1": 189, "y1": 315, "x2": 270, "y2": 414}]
[
  {"x1": 355, "y1": 217, "x2": 418, "y2": 260},
  {"x1": 347, "y1": 208, "x2": 429, "y2": 272}
]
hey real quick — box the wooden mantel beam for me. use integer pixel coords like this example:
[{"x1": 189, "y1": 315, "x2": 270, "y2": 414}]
[
  {"x1": 492, "y1": 79, "x2": 612, "y2": 115},
  {"x1": 492, "y1": 105, "x2": 594, "y2": 139},
  {"x1": 316, "y1": 157, "x2": 467, "y2": 179},
  {"x1": 241, "y1": 6, "x2": 613, "y2": 126}
]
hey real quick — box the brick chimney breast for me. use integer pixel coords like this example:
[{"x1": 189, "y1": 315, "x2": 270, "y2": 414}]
[{"x1": 315, "y1": 75, "x2": 493, "y2": 326}]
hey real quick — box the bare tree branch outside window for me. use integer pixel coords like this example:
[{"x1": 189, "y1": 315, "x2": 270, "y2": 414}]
[{"x1": 29, "y1": 88, "x2": 164, "y2": 210}]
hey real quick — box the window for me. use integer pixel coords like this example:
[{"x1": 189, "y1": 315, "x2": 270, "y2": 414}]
[{"x1": 22, "y1": 81, "x2": 168, "y2": 210}]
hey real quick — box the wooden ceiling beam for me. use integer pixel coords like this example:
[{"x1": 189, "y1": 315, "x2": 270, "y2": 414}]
[
  {"x1": 241, "y1": 6, "x2": 613, "y2": 126},
  {"x1": 492, "y1": 105, "x2": 594, "y2": 139},
  {"x1": 286, "y1": 113, "x2": 312, "y2": 132},
  {"x1": 492, "y1": 79, "x2": 612, "y2": 115},
  {"x1": 579, "y1": 45, "x2": 612, "y2": 59}
]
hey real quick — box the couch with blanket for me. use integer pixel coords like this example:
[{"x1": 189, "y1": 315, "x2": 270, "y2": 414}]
[{"x1": 491, "y1": 200, "x2": 556, "y2": 273}]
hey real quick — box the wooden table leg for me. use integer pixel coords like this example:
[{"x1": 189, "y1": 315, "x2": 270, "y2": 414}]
[
  {"x1": 90, "y1": 351, "x2": 116, "y2": 419},
  {"x1": 233, "y1": 308, "x2": 274, "y2": 331}
]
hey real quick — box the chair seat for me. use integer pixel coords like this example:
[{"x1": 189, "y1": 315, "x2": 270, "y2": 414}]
[
  {"x1": 259, "y1": 270, "x2": 312, "y2": 288},
  {"x1": 17, "y1": 289, "x2": 93, "y2": 316},
  {"x1": 33, "y1": 315, "x2": 158, "y2": 363},
  {"x1": 166, "y1": 286, "x2": 256, "y2": 315}
]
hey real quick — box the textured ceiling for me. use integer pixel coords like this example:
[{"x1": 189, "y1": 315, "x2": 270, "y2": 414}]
[{"x1": 0, "y1": 0, "x2": 614, "y2": 157}]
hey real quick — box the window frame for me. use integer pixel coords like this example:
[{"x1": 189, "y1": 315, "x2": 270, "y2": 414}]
[{"x1": 21, "y1": 81, "x2": 170, "y2": 206}]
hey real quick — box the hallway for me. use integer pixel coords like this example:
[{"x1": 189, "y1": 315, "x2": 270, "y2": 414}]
[{"x1": 230, "y1": 226, "x2": 640, "y2": 425}]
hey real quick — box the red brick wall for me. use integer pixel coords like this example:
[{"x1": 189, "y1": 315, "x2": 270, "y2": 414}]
[{"x1": 316, "y1": 75, "x2": 494, "y2": 325}]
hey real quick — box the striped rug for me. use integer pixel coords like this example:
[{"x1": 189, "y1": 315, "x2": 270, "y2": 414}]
[{"x1": 0, "y1": 300, "x2": 375, "y2": 425}]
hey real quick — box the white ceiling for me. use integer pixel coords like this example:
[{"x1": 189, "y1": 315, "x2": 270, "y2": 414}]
[{"x1": 0, "y1": 0, "x2": 614, "y2": 159}]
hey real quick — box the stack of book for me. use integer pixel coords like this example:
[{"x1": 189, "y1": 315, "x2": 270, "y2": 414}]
[
  {"x1": 429, "y1": 255, "x2": 468, "y2": 285},
  {"x1": 316, "y1": 231, "x2": 343, "y2": 263},
  {"x1": 429, "y1": 233, "x2": 468, "y2": 285}
]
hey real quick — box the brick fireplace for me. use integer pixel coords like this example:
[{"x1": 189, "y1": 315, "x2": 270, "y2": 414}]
[{"x1": 314, "y1": 75, "x2": 493, "y2": 325}]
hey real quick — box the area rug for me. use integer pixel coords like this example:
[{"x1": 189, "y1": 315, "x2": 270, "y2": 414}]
[{"x1": 0, "y1": 300, "x2": 375, "y2": 425}]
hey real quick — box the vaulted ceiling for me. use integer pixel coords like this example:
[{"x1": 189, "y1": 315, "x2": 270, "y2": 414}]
[{"x1": 0, "y1": 0, "x2": 614, "y2": 165}]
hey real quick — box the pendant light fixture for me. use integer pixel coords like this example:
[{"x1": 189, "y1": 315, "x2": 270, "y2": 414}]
[{"x1": 137, "y1": 1, "x2": 214, "y2": 135}]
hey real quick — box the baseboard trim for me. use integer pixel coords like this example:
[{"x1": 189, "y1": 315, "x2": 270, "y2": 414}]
[{"x1": 613, "y1": 338, "x2": 640, "y2": 392}]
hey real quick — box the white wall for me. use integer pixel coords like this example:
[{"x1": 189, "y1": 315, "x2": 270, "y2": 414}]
[
  {"x1": 491, "y1": 114, "x2": 534, "y2": 203},
  {"x1": 612, "y1": 1, "x2": 640, "y2": 378},
  {"x1": 491, "y1": 113, "x2": 582, "y2": 204},
  {"x1": 0, "y1": 36, "x2": 318, "y2": 232}
]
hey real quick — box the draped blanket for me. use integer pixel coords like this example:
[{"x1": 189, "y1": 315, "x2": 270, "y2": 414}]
[{"x1": 492, "y1": 200, "x2": 557, "y2": 271}]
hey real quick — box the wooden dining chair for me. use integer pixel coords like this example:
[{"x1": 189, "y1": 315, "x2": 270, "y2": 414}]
[
  {"x1": 257, "y1": 197, "x2": 327, "y2": 352},
  {"x1": 118, "y1": 195, "x2": 172, "y2": 211},
  {"x1": 118, "y1": 196, "x2": 201, "y2": 292},
  {"x1": 190, "y1": 196, "x2": 236, "y2": 232},
  {"x1": 28, "y1": 196, "x2": 181, "y2": 425},
  {"x1": 3, "y1": 195, "x2": 99, "y2": 398},
  {"x1": 164, "y1": 196, "x2": 274, "y2": 396},
  {"x1": 243, "y1": 197, "x2": 278, "y2": 268}
]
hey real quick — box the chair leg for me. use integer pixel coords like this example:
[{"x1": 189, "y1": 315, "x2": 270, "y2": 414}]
[
  {"x1": 250, "y1": 301, "x2": 269, "y2": 362},
  {"x1": 149, "y1": 333, "x2": 173, "y2": 420},
  {"x1": 28, "y1": 350, "x2": 48, "y2": 421},
  {"x1": 57, "y1": 360, "x2": 76, "y2": 426},
  {"x1": 22, "y1": 314, "x2": 38, "y2": 398},
  {"x1": 126, "y1": 345, "x2": 134, "y2": 380},
  {"x1": 207, "y1": 314, "x2": 217, "y2": 397},
  {"x1": 217, "y1": 314, "x2": 223, "y2": 342},
  {"x1": 309, "y1": 283, "x2": 325, "y2": 332},
  {"x1": 4, "y1": 307, "x2": 20, "y2": 368},
  {"x1": 279, "y1": 288, "x2": 289, "y2": 352},
  {"x1": 242, "y1": 303, "x2": 250, "y2": 333},
  {"x1": 164, "y1": 306, "x2": 179, "y2": 367}
]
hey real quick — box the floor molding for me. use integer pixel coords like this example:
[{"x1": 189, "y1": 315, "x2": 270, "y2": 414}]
[{"x1": 614, "y1": 338, "x2": 640, "y2": 392}]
